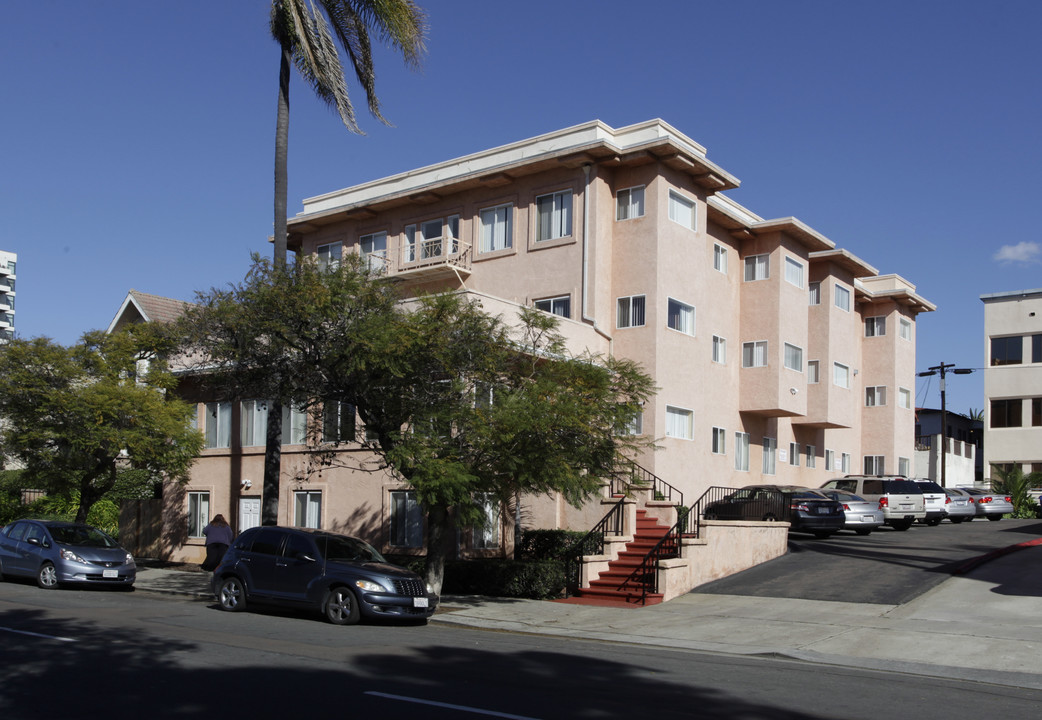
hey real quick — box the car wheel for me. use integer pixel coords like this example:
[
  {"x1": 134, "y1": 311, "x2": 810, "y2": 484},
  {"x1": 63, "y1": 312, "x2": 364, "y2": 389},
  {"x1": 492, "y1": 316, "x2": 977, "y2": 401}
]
[
  {"x1": 762, "y1": 513, "x2": 777, "y2": 522},
  {"x1": 703, "y1": 511, "x2": 718, "y2": 520},
  {"x1": 217, "y1": 576, "x2": 246, "y2": 612},
  {"x1": 855, "y1": 528, "x2": 873, "y2": 536},
  {"x1": 949, "y1": 518, "x2": 963, "y2": 524},
  {"x1": 323, "y1": 586, "x2": 361, "y2": 626},
  {"x1": 891, "y1": 520, "x2": 913, "y2": 531},
  {"x1": 813, "y1": 531, "x2": 835, "y2": 539},
  {"x1": 927, "y1": 518, "x2": 942, "y2": 526},
  {"x1": 987, "y1": 515, "x2": 1002, "y2": 522},
  {"x1": 37, "y1": 562, "x2": 59, "y2": 589}
]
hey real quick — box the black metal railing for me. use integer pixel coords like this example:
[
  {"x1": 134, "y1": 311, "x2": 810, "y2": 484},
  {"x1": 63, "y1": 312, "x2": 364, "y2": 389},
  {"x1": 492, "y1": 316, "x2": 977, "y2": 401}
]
[
  {"x1": 610, "y1": 459, "x2": 683, "y2": 506},
  {"x1": 563, "y1": 496, "x2": 627, "y2": 596},
  {"x1": 615, "y1": 506, "x2": 690, "y2": 604},
  {"x1": 694, "y1": 486, "x2": 787, "y2": 523}
]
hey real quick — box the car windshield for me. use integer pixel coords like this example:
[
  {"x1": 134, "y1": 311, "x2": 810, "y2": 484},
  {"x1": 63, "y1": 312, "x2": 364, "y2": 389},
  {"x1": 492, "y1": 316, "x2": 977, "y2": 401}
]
[
  {"x1": 320, "y1": 535, "x2": 386, "y2": 564},
  {"x1": 48, "y1": 525, "x2": 119, "y2": 548}
]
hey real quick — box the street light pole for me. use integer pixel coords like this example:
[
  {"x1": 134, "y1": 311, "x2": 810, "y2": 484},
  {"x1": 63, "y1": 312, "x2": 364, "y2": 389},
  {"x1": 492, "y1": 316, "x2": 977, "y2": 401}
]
[{"x1": 917, "y1": 363, "x2": 974, "y2": 487}]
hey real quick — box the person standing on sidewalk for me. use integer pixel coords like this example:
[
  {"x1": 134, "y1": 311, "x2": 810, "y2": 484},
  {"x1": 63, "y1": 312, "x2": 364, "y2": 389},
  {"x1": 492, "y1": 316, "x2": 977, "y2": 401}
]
[{"x1": 201, "y1": 514, "x2": 234, "y2": 571}]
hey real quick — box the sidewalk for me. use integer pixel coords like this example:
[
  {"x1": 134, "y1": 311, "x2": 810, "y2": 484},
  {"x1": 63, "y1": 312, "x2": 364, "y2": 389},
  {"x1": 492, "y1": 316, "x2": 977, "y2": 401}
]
[{"x1": 134, "y1": 544, "x2": 1042, "y2": 690}]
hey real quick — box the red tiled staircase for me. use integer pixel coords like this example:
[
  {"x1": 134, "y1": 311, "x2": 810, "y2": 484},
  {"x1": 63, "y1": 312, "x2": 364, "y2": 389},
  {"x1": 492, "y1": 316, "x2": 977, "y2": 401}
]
[{"x1": 569, "y1": 509, "x2": 671, "y2": 607}]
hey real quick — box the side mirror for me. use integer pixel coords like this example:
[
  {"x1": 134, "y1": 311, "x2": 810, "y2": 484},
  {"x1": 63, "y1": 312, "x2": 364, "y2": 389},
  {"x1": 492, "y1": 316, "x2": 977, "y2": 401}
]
[{"x1": 26, "y1": 537, "x2": 42, "y2": 547}]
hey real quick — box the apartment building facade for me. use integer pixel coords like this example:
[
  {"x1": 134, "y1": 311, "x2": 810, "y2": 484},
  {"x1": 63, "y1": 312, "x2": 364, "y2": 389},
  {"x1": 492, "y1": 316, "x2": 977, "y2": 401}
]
[
  {"x1": 165, "y1": 120, "x2": 933, "y2": 563},
  {"x1": 0, "y1": 250, "x2": 15, "y2": 343},
  {"x1": 980, "y1": 288, "x2": 1042, "y2": 479}
]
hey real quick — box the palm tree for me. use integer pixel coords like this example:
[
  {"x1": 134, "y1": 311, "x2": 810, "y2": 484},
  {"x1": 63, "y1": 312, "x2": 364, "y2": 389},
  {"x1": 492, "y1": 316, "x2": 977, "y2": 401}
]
[
  {"x1": 990, "y1": 464, "x2": 1042, "y2": 518},
  {"x1": 262, "y1": 1, "x2": 427, "y2": 525}
]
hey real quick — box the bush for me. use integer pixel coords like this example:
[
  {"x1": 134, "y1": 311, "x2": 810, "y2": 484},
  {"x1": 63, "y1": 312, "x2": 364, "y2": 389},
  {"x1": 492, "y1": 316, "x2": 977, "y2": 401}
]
[
  {"x1": 442, "y1": 558, "x2": 566, "y2": 599},
  {"x1": 517, "y1": 529, "x2": 587, "y2": 560}
]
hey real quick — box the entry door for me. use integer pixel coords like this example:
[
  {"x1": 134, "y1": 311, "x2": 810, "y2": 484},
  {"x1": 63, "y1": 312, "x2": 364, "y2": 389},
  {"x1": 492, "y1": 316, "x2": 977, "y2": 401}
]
[{"x1": 239, "y1": 497, "x2": 261, "y2": 534}]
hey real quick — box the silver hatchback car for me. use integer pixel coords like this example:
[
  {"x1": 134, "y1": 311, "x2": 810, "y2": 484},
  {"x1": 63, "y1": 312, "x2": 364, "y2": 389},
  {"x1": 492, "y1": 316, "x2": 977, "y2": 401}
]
[{"x1": 0, "y1": 520, "x2": 136, "y2": 589}]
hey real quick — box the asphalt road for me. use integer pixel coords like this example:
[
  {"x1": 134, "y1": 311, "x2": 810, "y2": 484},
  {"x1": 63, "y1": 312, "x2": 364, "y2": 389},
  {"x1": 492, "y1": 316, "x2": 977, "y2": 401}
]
[{"x1": 694, "y1": 517, "x2": 1042, "y2": 604}]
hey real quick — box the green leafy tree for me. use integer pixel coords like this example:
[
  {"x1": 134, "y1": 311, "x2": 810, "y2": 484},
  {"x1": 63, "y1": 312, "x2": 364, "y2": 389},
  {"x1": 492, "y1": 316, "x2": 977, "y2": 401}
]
[
  {"x1": 0, "y1": 327, "x2": 203, "y2": 523},
  {"x1": 990, "y1": 464, "x2": 1041, "y2": 518},
  {"x1": 263, "y1": 0, "x2": 427, "y2": 525}
]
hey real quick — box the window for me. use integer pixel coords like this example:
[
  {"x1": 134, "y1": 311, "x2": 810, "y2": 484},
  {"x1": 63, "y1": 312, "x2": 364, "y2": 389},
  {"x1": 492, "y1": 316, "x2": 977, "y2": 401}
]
[
  {"x1": 283, "y1": 403, "x2": 307, "y2": 445},
  {"x1": 535, "y1": 295, "x2": 571, "y2": 318},
  {"x1": 864, "y1": 456, "x2": 885, "y2": 475},
  {"x1": 617, "y1": 186, "x2": 645, "y2": 220},
  {"x1": 900, "y1": 317, "x2": 912, "y2": 340},
  {"x1": 789, "y1": 442, "x2": 800, "y2": 467},
  {"x1": 204, "y1": 402, "x2": 232, "y2": 449},
  {"x1": 865, "y1": 386, "x2": 887, "y2": 407},
  {"x1": 825, "y1": 449, "x2": 836, "y2": 472},
  {"x1": 536, "y1": 190, "x2": 572, "y2": 241},
  {"x1": 742, "y1": 341, "x2": 767, "y2": 368},
  {"x1": 404, "y1": 216, "x2": 458, "y2": 262},
  {"x1": 712, "y1": 336, "x2": 726, "y2": 364},
  {"x1": 188, "y1": 492, "x2": 210, "y2": 538},
  {"x1": 316, "y1": 242, "x2": 342, "y2": 271},
  {"x1": 359, "y1": 232, "x2": 387, "y2": 272},
  {"x1": 618, "y1": 408, "x2": 643, "y2": 436},
  {"x1": 744, "y1": 254, "x2": 769, "y2": 281},
  {"x1": 1034, "y1": 398, "x2": 1042, "y2": 427},
  {"x1": 665, "y1": 406, "x2": 693, "y2": 440},
  {"x1": 712, "y1": 427, "x2": 726, "y2": 455},
  {"x1": 833, "y1": 362, "x2": 851, "y2": 389},
  {"x1": 784, "y1": 257, "x2": 804, "y2": 288},
  {"x1": 806, "y1": 445, "x2": 816, "y2": 468},
  {"x1": 1034, "y1": 335, "x2": 1042, "y2": 363},
  {"x1": 667, "y1": 190, "x2": 696, "y2": 230},
  {"x1": 323, "y1": 400, "x2": 356, "y2": 443},
  {"x1": 473, "y1": 493, "x2": 500, "y2": 549},
  {"x1": 293, "y1": 491, "x2": 321, "y2": 529},
  {"x1": 991, "y1": 399, "x2": 1023, "y2": 428},
  {"x1": 762, "y1": 438, "x2": 777, "y2": 475},
  {"x1": 390, "y1": 490, "x2": 423, "y2": 548},
  {"x1": 898, "y1": 457, "x2": 910, "y2": 476},
  {"x1": 808, "y1": 281, "x2": 821, "y2": 305},
  {"x1": 735, "y1": 432, "x2": 750, "y2": 471},
  {"x1": 898, "y1": 387, "x2": 912, "y2": 409},
  {"x1": 617, "y1": 295, "x2": 646, "y2": 328},
  {"x1": 667, "y1": 298, "x2": 695, "y2": 335},
  {"x1": 479, "y1": 204, "x2": 512, "y2": 252},
  {"x1": 991, "y1": 336, "x2": 1023, "y2": 366},
  {"x1": 842, "y1": 453, "x2": 851, "y2": 474},
  {"x1": 865, "y1": 316, "x2": 886, "y2": 337},
  {"x1": 240, "y1": 399, "x2": 268, "y2": 448},
  {"x1": 807, "y1": 360, "x2": 820, "y2": 384},
  {"x1": 783, "y1": 343, "x2": 803, "y2": 372},
  {"x1": 714, "y1": 244, "x2": 727, "y2": 273},
  {"x1": 835, "y1": 284, "x2": 851, "y2": 311}
]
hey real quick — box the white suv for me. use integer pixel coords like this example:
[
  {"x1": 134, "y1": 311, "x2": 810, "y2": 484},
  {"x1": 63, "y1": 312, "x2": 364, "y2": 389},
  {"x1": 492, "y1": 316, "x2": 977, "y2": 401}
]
[
  {"x1": 913, "y1": 479, "x2": 947, "y2": 526},
  {"x1": 819, "y1": 476, "x2": 926, "y2": 531}
]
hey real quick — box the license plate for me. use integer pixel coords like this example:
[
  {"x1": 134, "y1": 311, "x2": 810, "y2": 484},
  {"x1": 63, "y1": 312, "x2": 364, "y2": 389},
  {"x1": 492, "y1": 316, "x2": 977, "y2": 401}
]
[
  {"x1": 900, "y1": 504, "x2": 913, "y2": 510},
  {"x1": 861, "y1": 515, "x2": 875, "y2": 522},
  {"x1": 413, "y1": 597, "x2": 428, "y2": 608},
  {"x1": 103, "y1": 569, "x2": 118, "y2": 579}
]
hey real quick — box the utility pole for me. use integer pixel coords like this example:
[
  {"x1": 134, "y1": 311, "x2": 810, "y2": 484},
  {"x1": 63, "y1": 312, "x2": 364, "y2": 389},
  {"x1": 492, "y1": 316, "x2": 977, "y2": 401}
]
[{"x1": 917, "y1": 362, "x2": 974, "y2": 487}]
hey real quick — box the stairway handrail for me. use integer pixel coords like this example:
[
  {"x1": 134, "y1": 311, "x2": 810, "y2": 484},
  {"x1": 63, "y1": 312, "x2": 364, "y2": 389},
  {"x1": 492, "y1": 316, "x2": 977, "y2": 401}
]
[
  {"x1": 615, "y1": 506, "x2": 689, "y2": 603},
  {"x1": 612, "y1": 459, "x2": 683, "y2": 506},
  {"x1": 563, "y1": 495, "x2": 627, "y2": 597}
]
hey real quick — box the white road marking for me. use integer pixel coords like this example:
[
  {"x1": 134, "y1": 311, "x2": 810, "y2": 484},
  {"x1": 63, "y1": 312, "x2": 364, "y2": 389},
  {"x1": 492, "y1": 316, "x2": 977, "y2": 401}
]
[
  {"x1": 365, "y1": 691, "x2": 541, "y2": 719},
  {"x1": 0, "y1": 626, "x2": 76, "y2": 642}
]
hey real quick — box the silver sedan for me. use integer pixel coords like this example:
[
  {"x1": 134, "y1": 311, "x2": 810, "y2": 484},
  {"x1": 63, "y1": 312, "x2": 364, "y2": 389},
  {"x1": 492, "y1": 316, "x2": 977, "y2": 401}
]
[
  {"x1": 942, "y1": 487, "x2": 976, "y2": 523},
  {"x1": 961, "y1": 488, "x2": 1014, "y2": 521},
  {"x1": 816, "y1": 489, "x2": 884, "y2": 535}
]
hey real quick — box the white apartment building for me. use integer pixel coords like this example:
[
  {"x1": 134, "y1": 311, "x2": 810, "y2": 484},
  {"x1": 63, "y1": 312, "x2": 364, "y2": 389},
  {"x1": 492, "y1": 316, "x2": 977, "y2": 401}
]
[{"x1": 0, "y1": 250, "x2": 15, "y2": 343}]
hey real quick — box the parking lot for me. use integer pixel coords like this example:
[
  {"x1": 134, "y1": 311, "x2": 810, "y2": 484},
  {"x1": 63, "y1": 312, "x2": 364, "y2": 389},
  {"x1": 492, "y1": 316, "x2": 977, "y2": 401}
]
[{"x1": 693, "y1": 517, "x2": 1042, "y2": 604}]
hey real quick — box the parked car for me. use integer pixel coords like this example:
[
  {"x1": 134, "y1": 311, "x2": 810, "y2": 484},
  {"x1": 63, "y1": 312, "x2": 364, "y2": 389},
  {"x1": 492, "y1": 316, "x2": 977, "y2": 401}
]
[
  {"x1": 960, "y1": 488, "x2": 1014, "y2": 521},
  {"x1": 913, "y1": 479, "x2": 947, "y2": 526},
  {"x1": 815, "y1": 489, "x2": 885, "y2": 535},
  {"x1": 0, "y1": 519, "x2": 136, "y2": 589},
  {"x1": 941, "y1": 487, "x2": 976, "y2": 523},
  {"x1": 211, "y1": 526, "x2": 438, "y2": 625},
  {"x1": 818, "y1": 476, "x2": 925, "y2": 530},
  {"x1": 703, "y1": 485, "x2": 845, "y2": 538}
]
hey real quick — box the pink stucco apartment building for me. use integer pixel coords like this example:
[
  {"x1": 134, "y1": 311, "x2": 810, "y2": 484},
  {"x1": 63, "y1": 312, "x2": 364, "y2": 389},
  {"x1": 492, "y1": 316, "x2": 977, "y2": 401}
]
[{"x1": 159, "y1": 119, "x2": 934, "y2": 564}]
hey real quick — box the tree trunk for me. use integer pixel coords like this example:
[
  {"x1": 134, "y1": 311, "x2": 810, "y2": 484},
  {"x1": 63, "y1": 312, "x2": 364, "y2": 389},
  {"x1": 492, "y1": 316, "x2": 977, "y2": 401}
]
[
  {"x1": 262, "y1": 400, "x2": 283, "y2": 525},
  {"x1": 424, "y1": 503, "x2": 450, "y2": 595},
  {"x1": 273, "y1": 44, "x2": 291, "y2": 268}
]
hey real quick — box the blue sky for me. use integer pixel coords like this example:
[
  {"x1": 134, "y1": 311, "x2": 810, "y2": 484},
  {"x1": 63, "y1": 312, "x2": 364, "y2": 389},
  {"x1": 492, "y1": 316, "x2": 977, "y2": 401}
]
[{"x1": 5, "y1": 0, "x2": 1041, "y2": 417}]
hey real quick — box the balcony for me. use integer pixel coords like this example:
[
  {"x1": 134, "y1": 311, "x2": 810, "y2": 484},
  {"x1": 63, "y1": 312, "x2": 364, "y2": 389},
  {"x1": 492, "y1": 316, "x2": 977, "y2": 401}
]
[{"x1": 367, "y1": 238, "x2": 473, "y2": 284}]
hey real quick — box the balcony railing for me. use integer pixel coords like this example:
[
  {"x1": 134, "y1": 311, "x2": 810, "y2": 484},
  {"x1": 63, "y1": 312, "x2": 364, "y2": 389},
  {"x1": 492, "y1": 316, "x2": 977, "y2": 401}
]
[{"x1": 360, "y1": 239, "x2": 472, "y2": 282}]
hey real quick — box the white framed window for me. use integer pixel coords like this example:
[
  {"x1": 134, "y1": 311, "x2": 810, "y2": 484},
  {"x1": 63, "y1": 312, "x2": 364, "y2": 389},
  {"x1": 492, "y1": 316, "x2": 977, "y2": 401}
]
[
  {"x1": 712, "y1": 427, "x2": 726, "y2": 455},
  {"x1": 825, "y1": 449, "x2": 836, "y2": 472},
  {"x1": 806, "y1": 445, "x2": 816, "y2": 468},
  {"x1": 762, "y1": 438, "x2": 777, "y2": 475},
  {"x1": 536, "y1": 190, "x2": 572, "y2": 241},
  {"x1": 667, "y1": 298, "x2": 695, "y2": 335},
  {"x1": 789, "y1": 442, "x2": 800, "y2": 467},
  {"x1": 473, "y1": 493, "x2": 501, "y2": 549},
  {"x1": 833, "y1": 362, "x2": 851, "y2": 389},
  {"x1": 714, "y1": 244, "x2": 728, "y2": 273},
  {"x1": 712, "y1": 335, "x2": 726, "y2": 364},
  {"x1": 404, "y1": 216, "x2": 458, "y2": 262},
  {"x1": 842, "y1": 453, "x2": 851, "y2": 474},
  {"x1": 360, "y1": 231, "x2": 387, "y2": 272},
  {"x1": 865, "y1": 316, "x2": 886, "y2": 337},
  {"x1": 735, "y1": 432, "x2": 750, "y2": 471},
  {"x1": 665, "y1": 406, "x2": 694, "y2": 440},
  {"x1": 864, "y1": 456, "x2": 884, "y2": 475},
  {"x1": 390, "y1": 490, "x2": 423, "y2": 548},
  {"x1": 323, "y1": 400, "x2": 356, "y2": 443},
  {"x1": 784, "y1": 257, "x2": 805, "y2": 288},
  {"x1": 535, "y1": 295, "x2": 571, "y2": 318},
  {"x1": 293, "y1": 490, "x2": 322, "y2": 529},
  {"x1": 807, "y1": 360, "x2": 820, "y2": 384},
  {"x1": 204, "y1": 401, "x2": 232, "y2": 449},
  {"x1": 617, "y1": 295, "x2": 646, "y2": 328},
  {"x1": 282, "y1": 403, "x2": 307, "y2": 445},
  {"x1": 898, "y1": 457, "x2": 911, "y2": 476},
  {"x1": 898, "y1": 387, "x2": 912, "y2": 409},
  {"x1": 900, "y1": 317, "x2": 912, "y2": 340},
  {"x1": 240, "y1": 399, "x2": 268, "y2": 448},
  {"x1": 479, "y1": 204, "x2": 513, "y2": 252},
  {"x1": 744, "y1": 254, "x2": 769, "y2": 281},
  {"x1": 316, "y1": 241, "x2": 342, "y2": 271},
  {"x1": 784, "y1": 343, "x2": 803, "y2": 372},
  {"x1": 618, "y1": 409, "x2": 643, "y2": 436},
  {"x1": 809, "y1": 281, "x2": 821, "y2": 305},
  {"x1": 616, "y1": 186, "x2": 645, "y2": 220},
  {"x1": 742, "y1": 340, "x2": 768, "y2": 368},
  {"x1": 187, "y1": 491, "x2": 210, "y2": 538},
  {"x1": 668, "y1": 190, "x2": 696, "y2": 230},
  {"x1": 835, "y1": 284, "x2": 851, "y2": 311},
  {"x1": 865, "y1": 386, "x2": 887, "y2": 407}
]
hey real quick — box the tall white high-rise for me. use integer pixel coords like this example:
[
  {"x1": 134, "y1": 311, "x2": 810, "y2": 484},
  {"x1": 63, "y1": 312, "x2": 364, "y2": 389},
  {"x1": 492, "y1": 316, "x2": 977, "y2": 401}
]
[{"x1": 0, "y1": 250, "x2": 15, "y2": 343}]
